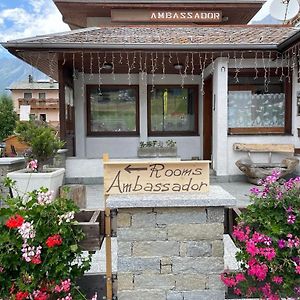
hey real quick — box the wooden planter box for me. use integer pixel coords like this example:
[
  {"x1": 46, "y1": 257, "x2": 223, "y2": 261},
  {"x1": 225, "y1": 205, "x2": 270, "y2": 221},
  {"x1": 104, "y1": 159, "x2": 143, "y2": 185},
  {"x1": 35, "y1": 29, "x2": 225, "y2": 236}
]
[{"x1": 75, "y1": 210, "x2": 104, "y2": 251}]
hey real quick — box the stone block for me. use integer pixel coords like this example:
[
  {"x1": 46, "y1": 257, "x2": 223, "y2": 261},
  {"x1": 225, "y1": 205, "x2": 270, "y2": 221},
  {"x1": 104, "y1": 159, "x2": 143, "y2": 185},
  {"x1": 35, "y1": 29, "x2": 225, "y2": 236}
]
[
  {"x1": 179, "y1": 242, "x2": 187, "y2": 256},
  {"x1": 212, "y1": 240, "x2": 224, "y2": 257},
  {"x1": 172, "y1": 257, "x2": 223, "y2": 274},
  {"x1": 118, "y1": 242, "x2": 132, "y2": 256},
  {"x1": 118, "y1": 290, "x2": 166, "y2": 300},
  {"x1": 59, "y1": 184, "x2": 86, "y2": 208},
  {"x1": 183, "y1": 290, "x2": 225, "y2": 300},
  {"x1": 118, "y1": 257, "x2": 160, "y2": 273},
  {"x1": 186, "y1": 241, "x2": 212, "y2": 257},
  {"x1": 156, "y1": 208, "x2": 206, "y2": 225},
  {"x1": 133, "y1": 241, "x2": 179, "y2": 257},
  {"x1": 175, "y1": 274, "x2": 206, "y2": 290},
  {"x1": 206, "y1": 275, "x2": 225, "y2": 290},
  {"x1": 161, "y1": 264, "x2": 172, "y2": 274},
  {"x1": 118, "y1": 228, "x2": 167, "y2": 241},
  {"x1": 117, "y1": 273, "x2": 134, "y2": 290},
  {"x1": 167, "y1": 291, "x2": 184, "y2": 300},
  {"x1": 161, "y1": 257, "x2": 172, "y2": 265},
  {"x1": 118, "y1": 213, "x2": 131, "y2": 228},
  {"x1": 207, "y1": 208, "x2": 224, "y2": 223},
  {"x1": 131, "y1": 212, "x2": 156, "y2": 227},
  {"x1": 167, "y1": 223, "x2": 223, "y2": 241},
  {"x1": 134, "y1": 274, "x2": 175, "y2": 289}
]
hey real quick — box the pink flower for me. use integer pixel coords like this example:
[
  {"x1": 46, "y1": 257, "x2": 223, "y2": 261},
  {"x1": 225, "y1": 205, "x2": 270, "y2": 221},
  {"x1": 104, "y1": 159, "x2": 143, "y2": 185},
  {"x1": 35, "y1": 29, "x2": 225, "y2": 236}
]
[
  {"x1": 278, "y1": 239, "x2": 286, "y2": 249},
  {"x1": 61, "y1": 279, "x2": 71, "y2": 292},
  {"x1": 233, "y1": 226, "x2": 250, "y2": 242},
  {"x1": 250, "y1": 187, "x2": 260, "y2": 195},
  {"x1": 220, "y1": 273, "x2": 236, "y2": 287},
  {"x1": 233, "y1": 288, "x2": 242, "y2": 295},
  {"x1": 295, "y1": 265, "x2": 300, "y2": 274},
  {"x1": 260, "y1": 247, "x2": 276, "y2": 261},
  {"x1": 246, "y1": 240, "x2": 259, "y2": 256},
  {"x1": 27, "y1": 160, "x2": 38, "y2": 172},
  {"x1": 235, "y1": 273, "x2": 246, "y2": 283},
  {"x1": 248, "y1": 260, "x2": 268, "y2": 281},
  {"x1": 272, "y1": 276, "x2": 283, "y2": 284},
  {"x1": 287, "y1": 214, "x2": 296, "y2": 224}
]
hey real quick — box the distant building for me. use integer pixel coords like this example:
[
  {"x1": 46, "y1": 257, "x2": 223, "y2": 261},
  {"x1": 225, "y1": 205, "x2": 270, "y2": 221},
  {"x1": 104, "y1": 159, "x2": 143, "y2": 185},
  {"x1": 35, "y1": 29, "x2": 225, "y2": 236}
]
[{"x1": 8, "y1": 76, "x2": 59, "y2": 128}]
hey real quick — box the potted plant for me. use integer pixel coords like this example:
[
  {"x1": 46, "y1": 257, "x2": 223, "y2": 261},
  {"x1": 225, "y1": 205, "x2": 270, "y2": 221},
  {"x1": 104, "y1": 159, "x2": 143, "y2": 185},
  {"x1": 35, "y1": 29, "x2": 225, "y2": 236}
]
[
  {"x1": 0, "y1": 182, "x2": 93, "y2": 299},
  {"x1": 7, "y1": 121, "x2": 65, "y2": 197},
  {"x1": 221, "y1": 171, "x2": 300, "y2": 299},
  {"x1": 137, "y1": 139, "x2": 177, "y2": 158}
]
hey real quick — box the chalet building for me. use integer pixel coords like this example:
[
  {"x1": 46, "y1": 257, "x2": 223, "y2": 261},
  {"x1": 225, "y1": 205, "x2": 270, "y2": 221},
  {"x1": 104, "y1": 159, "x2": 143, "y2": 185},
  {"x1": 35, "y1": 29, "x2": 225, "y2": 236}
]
[
  {"x1": 2, "y1": 0, "x2": 300, "y2": 181},
  {"x1": 8, "y1": 76, "x2": 60, "y2": 129}
]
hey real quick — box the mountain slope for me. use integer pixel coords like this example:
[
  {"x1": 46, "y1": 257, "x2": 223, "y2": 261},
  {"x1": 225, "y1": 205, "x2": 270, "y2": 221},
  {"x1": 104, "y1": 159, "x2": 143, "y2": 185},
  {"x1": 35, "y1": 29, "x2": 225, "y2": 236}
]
[{"x1": 0, "y1": 49, "x2": 48, "y2": 94}]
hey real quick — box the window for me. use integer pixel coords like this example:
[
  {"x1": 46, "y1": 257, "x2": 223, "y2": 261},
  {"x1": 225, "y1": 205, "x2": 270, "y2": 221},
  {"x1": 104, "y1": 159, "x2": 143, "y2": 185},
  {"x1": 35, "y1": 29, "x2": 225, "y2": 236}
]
[
  {"x1": 228, "y1": 69, "x2": 291, "y2": 134},
  {"x1": 24, "y1": 92, "x2": 32, "y2": 100},
  {"x1": 29, "y1": 114, "x2": 36, "y2": 120},
  {"x1": 39, "y1": 114, "x2": 46, "y2": 122},
  {"x1": 87, "y1": 85, "x2": 139, "y2": 136},
  {"x1": 148, "y1": 86, "x2": 198, "y2": 136},
  {"x1": 39, "y1": 92, "x2": 46, "y2": 99}
]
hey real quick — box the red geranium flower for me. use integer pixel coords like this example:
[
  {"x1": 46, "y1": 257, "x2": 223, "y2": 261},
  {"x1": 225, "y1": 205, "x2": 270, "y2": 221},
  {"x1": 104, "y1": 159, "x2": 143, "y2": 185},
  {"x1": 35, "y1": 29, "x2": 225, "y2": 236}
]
[
  {"x1": 16, "y1": 291, "x2": 29, "y2": 300},
  {"x1": 31, "y1": 255, "x2": 42, "y2": 265},
  {"x1": 5, "y1": 214, "x2": 24, "y2": 228},
  {"x1": 46, "y1": 234, "x2": 63, "y2": 248}
]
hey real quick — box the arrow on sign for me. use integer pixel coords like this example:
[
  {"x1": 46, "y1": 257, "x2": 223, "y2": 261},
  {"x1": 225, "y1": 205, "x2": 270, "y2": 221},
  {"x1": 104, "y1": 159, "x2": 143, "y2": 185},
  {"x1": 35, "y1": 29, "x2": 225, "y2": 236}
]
[{"x1": 124, "y1": 164, "x2": 148, "y2": 174}]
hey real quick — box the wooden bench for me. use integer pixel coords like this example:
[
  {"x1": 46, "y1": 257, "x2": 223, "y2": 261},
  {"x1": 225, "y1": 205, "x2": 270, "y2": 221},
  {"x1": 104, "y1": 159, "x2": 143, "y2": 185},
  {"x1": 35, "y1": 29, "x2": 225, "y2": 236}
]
[{"x1": 233, "y1": 143, "x2": 299, "y2": 184}]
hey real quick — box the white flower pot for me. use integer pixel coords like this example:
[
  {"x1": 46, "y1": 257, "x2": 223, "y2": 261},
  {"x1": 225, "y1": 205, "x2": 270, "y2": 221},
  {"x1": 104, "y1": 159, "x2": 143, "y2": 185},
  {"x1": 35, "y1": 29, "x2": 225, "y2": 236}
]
[{"x1": 7, "y1": 168, "x2": 65, "y2": 198}]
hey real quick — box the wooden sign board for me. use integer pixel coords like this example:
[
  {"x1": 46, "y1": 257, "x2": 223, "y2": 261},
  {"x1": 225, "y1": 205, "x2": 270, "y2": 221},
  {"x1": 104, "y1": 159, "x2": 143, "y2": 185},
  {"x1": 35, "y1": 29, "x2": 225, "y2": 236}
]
[
  {"x1": 104, "y1": 160, "x2": 210, "y2": 196},
  {"x1": 111, "y1": 9, "x2": 222, "y2": 23}
]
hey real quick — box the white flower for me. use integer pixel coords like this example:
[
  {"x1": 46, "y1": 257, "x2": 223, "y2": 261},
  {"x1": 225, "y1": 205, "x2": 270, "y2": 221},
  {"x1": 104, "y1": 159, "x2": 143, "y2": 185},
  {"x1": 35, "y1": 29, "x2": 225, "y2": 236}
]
[{"x1": 18, "y1": 221, "x2": 36, "y2": 241}]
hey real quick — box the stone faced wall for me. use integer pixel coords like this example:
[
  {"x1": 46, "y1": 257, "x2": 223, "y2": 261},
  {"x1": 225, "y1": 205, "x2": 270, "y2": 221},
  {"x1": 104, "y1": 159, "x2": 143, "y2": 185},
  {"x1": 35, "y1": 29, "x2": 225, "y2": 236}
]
[
  {"x1": 116, "y1": 207, "x2": 225, "y2": 300},
  {"x1": 0, "y1": 159, "x2": 25, "y2": 201}
]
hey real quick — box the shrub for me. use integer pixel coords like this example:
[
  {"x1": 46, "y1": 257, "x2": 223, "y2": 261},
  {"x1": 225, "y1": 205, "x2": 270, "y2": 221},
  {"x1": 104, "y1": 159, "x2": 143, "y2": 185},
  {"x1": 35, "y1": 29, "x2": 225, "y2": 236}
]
[
  {"x1": 0, "y1": 182, "x2": 92, "y2": 299},
  {"x1": 221, "y1": 171, "x2": 300, "y2": 299},
  {"x1": 0, "y1": 94, "x2": 17, "y2": 142},
  {"x1": 15, "y1": 120, "x2": 64, "y2": 171}
]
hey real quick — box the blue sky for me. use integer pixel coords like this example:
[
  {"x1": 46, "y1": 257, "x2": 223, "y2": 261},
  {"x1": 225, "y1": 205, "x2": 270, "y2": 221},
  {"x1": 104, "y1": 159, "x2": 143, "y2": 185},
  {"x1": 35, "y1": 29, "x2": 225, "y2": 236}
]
[{"x1": 0, "y1": 0, "x2": 69, "y2": 43}]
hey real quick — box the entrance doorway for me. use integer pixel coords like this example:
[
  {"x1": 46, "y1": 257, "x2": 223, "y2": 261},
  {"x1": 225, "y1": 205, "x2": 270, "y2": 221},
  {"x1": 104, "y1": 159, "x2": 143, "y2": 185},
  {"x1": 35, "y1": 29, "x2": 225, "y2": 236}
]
[{"x1": 203, "y1": 76, "x2": 213, "y2": 161}]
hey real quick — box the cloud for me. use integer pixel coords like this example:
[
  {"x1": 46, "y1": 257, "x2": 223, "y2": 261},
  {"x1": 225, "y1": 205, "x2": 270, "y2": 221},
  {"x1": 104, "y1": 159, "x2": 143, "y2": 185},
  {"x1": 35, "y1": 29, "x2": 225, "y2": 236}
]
[{"x1": 0, "y1": 0, "x2": 69, "y2": 42}]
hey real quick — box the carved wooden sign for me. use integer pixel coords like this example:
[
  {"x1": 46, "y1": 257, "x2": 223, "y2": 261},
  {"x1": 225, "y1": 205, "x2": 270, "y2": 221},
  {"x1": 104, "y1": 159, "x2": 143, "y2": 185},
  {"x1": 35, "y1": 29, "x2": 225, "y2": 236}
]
[
  {"x1": 104, "y1": 160, "x2": 210, "y2": 196},
  {"x1": 111, "y1": 9, "x2": 222, "y2": 23}
]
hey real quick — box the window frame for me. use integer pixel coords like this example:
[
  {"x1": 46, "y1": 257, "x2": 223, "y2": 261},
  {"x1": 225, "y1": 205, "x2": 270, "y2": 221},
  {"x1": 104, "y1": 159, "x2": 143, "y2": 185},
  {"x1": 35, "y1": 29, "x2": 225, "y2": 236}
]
[
  {"x1": 227, "y1": 68, "x2": 292, "y2": 135},
  {"x1": 39, "y1": 92, "x2": 46, "y2": 100},
  {"x1": 24, "y1": 92, "x2": 32, "y2": 100},
  {"x1": 86, "y1": 85, "x2": 140, "y2": 137},
  {"x1": 147, "y1": 85, "x2": 199, "y2": 137}
]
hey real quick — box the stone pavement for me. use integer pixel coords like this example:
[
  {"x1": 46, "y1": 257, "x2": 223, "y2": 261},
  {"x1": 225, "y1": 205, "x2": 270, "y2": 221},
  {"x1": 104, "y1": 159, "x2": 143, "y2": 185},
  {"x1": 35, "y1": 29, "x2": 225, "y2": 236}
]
[{"x1": 85, "y1": 182, "x2": 255, "y2": 274}]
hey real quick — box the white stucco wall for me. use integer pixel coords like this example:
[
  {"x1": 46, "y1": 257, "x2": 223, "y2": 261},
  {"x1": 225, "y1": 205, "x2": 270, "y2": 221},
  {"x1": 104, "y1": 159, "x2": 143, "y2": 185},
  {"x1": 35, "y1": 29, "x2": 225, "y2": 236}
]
[
  {"x1": 74, "y1": 72, "x2": 202, "y2": 159},
  {"x1": 71, "y1": 57, "x2": 300, "y2": 177},
  {"x1": 226, "y1": 60, "x2": 300, "y2": 176}
]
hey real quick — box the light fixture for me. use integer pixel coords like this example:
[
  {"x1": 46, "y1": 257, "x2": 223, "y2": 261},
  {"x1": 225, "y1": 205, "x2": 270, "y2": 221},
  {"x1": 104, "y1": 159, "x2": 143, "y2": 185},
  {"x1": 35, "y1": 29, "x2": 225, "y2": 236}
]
[
  {"x1": 173, "y1": 63, "x2": 183, "y2": 70},
  {"x1": 103, "y1": 63, "x2": 113, "y2": 70}
]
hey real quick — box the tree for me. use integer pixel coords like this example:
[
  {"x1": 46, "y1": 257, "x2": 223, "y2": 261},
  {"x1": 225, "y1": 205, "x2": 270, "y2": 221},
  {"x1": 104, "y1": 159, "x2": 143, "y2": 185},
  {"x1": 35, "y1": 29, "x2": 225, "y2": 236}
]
[{"x1": 0, "y1": 94, "x2": 17, "y2": 141}]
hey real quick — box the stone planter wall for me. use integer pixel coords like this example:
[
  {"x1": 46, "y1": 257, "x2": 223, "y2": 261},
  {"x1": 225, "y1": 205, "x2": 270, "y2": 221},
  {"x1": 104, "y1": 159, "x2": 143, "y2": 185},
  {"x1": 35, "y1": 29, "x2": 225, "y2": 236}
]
[
  {"x1": 0, "y1": 158, "x2": 25, "y2": 200},
  {"x1": 107, "y1": 187, "x2": 236, "y2": 300}
]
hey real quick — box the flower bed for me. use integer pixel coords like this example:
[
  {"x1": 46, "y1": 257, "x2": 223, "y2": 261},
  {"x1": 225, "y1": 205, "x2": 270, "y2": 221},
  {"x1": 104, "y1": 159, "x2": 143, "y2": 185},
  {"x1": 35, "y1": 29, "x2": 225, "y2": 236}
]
[
  {"x1": 221, "y1": 171, "x2": 300, "y2": 299},
  {"x1": 0, "y1": 179, "x2": 94, "y2": 300}
]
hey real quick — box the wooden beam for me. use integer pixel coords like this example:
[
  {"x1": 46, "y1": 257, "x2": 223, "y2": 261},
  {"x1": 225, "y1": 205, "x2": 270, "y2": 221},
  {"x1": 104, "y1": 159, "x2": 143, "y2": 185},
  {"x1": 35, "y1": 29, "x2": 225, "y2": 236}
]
[
  {"x1": 233, "y1": 143, "x2": 294, "y2": 153},
  {"x1": 104, "y1": 153, "x2": 113, "y2": 300}
]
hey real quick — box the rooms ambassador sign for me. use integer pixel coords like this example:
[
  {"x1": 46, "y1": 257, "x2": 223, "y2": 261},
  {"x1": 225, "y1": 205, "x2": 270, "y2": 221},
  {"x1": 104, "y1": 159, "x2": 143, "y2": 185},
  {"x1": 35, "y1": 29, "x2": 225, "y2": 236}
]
[
  {"x1": 111, "y1": 9, "x2": 222, "y2": 23},
  {"x1": 104, "y1": 161, "x2": 210, "y2": 196}
]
